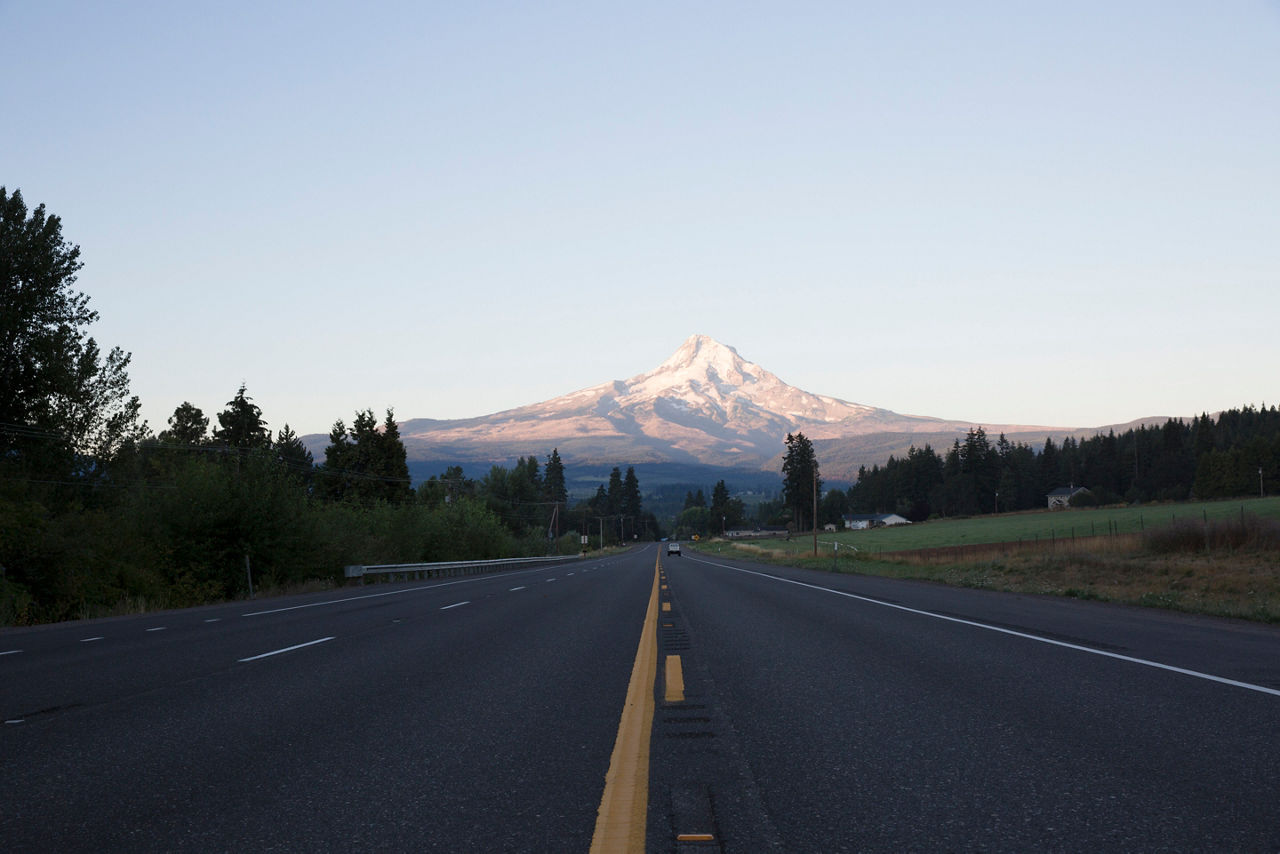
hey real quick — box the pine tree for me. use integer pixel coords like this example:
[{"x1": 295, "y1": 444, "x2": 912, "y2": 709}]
[
  {"x1": 159, "y1": 402, "x2": 209, "y2": 446},
  {"x1": 622, "y1": 467, "x2": 642, "y2": 518},
  {"x1": 213, "y1": 385, "x2": 270, "y2": 450},
  {"x1": 274, "y1": 424, "x2": 314, "y2": 484},
  {"x1": 318, "y1": 408, "x2": 410, "y2": 502},
  {"x1": 781, "y1": 432, "x2": 821, "y2": 531},
  {"x1": 606, "y1": 467, "x2": 623, "y2": 515},
  {"x1": 544, "y1": 448, "x2": 567, "y2": 505}
]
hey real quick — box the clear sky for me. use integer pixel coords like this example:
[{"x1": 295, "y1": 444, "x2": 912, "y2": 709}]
[{"x1": 5, "y1": 1, "x2": 1278, "y2": 437}]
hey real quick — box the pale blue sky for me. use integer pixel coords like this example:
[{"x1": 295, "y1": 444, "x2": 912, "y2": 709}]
[{"x1": 5, "y1": 2, "x2": 1278, "y2": 436}]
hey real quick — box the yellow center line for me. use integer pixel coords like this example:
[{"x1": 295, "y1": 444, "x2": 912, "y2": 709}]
[
  {"x1": 664, "y1": 655, "x2": 685, "y2": 703},
  {"x1": 590, "y1": 558, "x2": 661, "y2": 853}
]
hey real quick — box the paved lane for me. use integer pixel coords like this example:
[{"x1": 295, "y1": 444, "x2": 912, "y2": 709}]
[
  {"x1": 652, "y1": 550, "x2": 1280, "y2": 852},
  {"x1": 1, "y1": 549, "x2": 656, "y2": 852}
]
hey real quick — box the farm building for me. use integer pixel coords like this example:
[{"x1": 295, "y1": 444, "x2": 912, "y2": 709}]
[
  {"x1": 1047, "y1": 486, "x2": 1091, "y2": 509},
  {"x1": 725, "y1": 527, "x2": 789, "y2": 539},
  {"x1": 843, "y1": 513, "x2": 910, "y2": 530}
]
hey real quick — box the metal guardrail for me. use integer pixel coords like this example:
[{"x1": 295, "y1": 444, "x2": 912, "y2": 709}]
[{"x1": 344, "y1": 554, "x2": 582, "y2": 583}]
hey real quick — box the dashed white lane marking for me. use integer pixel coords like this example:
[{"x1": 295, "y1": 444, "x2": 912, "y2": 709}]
[
  {"x1": 546, "y1": 578, "x2": 557, "y2": 583},
  {"x1": 509, "y1": 586, "x2": 526, "y2": 591},
  {"x1": 240, "y1": 562, "x2": 581, "y2": 617},
  {"x1": 0, "y1": 650, "x2": 21, "y2": 656},
  {"x1": 204, "y1": 618, "x2": 221, "y2": 623},
  {"x1": 694, "y1": 558, "x2": 1280, "y2": 700},
  {"x1": 238, "y1": 637, "x2": 335, "y2": 663},
  {"x1": 80, "y1": 637, "x2": 104, "y2": 643},
  {"x1": 146, "y1": 627, "x2": 166, "y2": 632},
  {"x1": 440, "y1": 601, "x2": 470, "y2": 610}
]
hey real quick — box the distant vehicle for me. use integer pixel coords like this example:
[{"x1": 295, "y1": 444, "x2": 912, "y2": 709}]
[{"x1": 667, "y1": 542, "x2": 681, "y2": 556}]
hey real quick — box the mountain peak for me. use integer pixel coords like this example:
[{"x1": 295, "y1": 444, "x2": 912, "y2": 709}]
[
  {"x1": 636, "y1": 335, "x2": 765, "y2": 398},
  {"x1": 659, "y1": 334, "x2": 741, "y2": 372}
]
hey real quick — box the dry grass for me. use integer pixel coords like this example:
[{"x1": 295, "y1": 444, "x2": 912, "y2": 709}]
[{"x1": 712, "y1": 524, "x2": 1280, "y2": 623}]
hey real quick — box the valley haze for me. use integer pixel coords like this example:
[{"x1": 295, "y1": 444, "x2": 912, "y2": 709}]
[{"x1": 302, "y1": 335, "x2": 1166, "y2": 489}]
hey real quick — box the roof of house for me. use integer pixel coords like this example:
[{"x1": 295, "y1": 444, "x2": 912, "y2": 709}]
[{"x1": 843, "y1": 513, "x2": 906, "y2": 522}]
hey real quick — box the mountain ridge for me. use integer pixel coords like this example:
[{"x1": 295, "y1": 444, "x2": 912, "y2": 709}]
[{"x1": 303, "y1": 335, "x2": 1160, "y2": 481}]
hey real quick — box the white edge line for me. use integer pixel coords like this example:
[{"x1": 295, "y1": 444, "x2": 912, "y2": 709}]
[
  {"x1": 240, "y1": 562, "x2": 580, "y2": 617},
  {"x1": 238, "y1": 637, "x2": 335, "y2": 663},
  {"x1": 694, "y1": 557, "x2": 1280, "y2": 699},
  {"x1": 440, "y1": 601, "x2": 469, "y2": 610}
]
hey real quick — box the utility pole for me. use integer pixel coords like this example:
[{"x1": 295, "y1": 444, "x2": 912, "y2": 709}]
[{"x1": 812, "y1": 467, "x2": 818, "y2": 557}]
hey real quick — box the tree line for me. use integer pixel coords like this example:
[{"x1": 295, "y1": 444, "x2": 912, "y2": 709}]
[
  {"x1": 1, "y1": 188, "x2": 654, "y2": 624},
  {"x1": 843, "y1": 410, "x2": 1280, "y2": 522}
]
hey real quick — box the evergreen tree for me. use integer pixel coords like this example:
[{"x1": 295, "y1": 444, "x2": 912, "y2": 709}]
[
  {"x1": 707, "y1": 479, "x2": 746, "y2": 533},
  {"x1": 159, "y1": 402, "x2": 209, "y2": 446},
  {"x1": 213, "y1": 384, "x2": 270, "y2": 450},
  {"x1": 274, "y1": 424, "x2": 314, "y2": 484},
  {"x1": 710, "y1": 480, "x2": 731, "y2": 512},
  {"x1": 606, "y1": 467, "x2": 623, "y2": 515},
  {"x1": 544, "y1": 448, "x2": 567, "y2": 505},
  {"x1": 622, "y1": 467, "x2": 643, "y2": 518},
  {"x1": 318, "y1": 408, "x2": 410, "y2": 502},
  {"x1": 781, "y1": 432, "x2": 821, "y2": 531}
]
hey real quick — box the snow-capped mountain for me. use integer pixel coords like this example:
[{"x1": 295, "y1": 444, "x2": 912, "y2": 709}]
[{"x1": 388, "y1": 334, "x2": 1068, "y2": 477}]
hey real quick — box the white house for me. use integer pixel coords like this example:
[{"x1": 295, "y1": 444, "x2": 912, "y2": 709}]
[
  {"x1": 843, "y1": 513, "x2": 910, "y2": 530},
  {"x1": 1047, "y1": 486, "x2": 1090, "y2": 509}
]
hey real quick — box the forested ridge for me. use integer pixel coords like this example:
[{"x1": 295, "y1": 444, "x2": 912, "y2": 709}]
[{"x1": 847, "y1": 409, "x2": 1280, "y2": 522}]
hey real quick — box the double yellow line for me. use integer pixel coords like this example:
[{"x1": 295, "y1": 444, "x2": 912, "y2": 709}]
[{"x1": 589, "y1": 557, "x2": 663, "y2": 853}]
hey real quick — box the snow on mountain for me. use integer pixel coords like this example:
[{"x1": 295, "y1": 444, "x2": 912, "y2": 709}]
[{"x1": 389, "y1": 334, "x2": 1063, "y2": 475}]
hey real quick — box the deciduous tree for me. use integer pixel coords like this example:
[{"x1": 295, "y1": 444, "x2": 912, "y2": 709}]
[{"x1": 0, "y1": 187, "x2": 144, "y2": 473}]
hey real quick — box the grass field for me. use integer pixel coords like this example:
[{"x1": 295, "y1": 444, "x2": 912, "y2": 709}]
[{"x1": 700, "y1": 496, "x2": 1280, "y2": 623}]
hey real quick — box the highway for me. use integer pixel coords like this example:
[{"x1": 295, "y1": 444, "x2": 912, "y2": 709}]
[
  {"x1": 4, "y1": 542, "x2": 1280, "y2": 851},
  {"x1": 1, "y1": 553, "x2": 652, "y2": 852},
  {"x1": 655, "y1": 548, "x2": 1280, "y2": 851}
]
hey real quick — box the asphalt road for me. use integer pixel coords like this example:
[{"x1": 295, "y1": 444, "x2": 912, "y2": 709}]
[
  {"x1": 7, "y1": 543, "x2": 1280, "y2": 852},
  {"x1": 653, "y1": 547, "x2": 1280, "y2": 852},
  {"x1": 1, "y1": 550, "x2": 655, "y2": 852}
]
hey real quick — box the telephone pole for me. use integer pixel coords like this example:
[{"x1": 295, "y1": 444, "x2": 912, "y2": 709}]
[{"x1": 812, "y1": 467, "x2": 818, "y2": 557}]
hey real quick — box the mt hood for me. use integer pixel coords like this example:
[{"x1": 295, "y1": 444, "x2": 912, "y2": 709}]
[{"x1": 392, "y1": 335, "x2": 1061, "y2": 476}]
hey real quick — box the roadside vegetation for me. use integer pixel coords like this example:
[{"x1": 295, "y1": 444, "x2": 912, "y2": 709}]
[
  {"x1": 705, "y1": 498, "x2": 1280, "y2": 623},
  {"x1": 0, "y1": 189, "x2": 656, "y2": 626}
]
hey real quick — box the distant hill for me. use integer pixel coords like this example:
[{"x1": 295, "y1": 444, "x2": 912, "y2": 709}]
[{"x1": 304, "y1": 335, "x2": 1173, "y2": 484}]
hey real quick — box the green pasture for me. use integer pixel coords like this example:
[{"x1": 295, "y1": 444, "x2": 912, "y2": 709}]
[{"x1": 746, "y1": 496, "x2": 1280, "y2": 556}]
